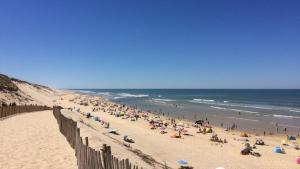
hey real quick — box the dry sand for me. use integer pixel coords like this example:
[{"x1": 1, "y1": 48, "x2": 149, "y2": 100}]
[
  {"x1": 56, "y1": 93, "x2": 300, "y2": 169},
  {"x1": 1, "y1": 86, "x2": 300, "y2": 169},
  {"x1": 0, "y1": 110, "x2": 77, "y2": 169}
]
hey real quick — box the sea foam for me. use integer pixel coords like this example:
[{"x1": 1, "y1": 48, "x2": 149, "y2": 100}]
[
  {"x1": 153, "y1": 98, "x2": 176, "y2": 102},
  {"x1": 113, "y1": 93, "x2": 149, "y2": 99},
  {"x1": 273, "y1": 114, "x2": 300, "y2": 119}
]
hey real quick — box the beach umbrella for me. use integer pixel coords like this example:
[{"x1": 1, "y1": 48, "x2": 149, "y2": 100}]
[
  {"x1": 93, "y1": 116, "x2": 99, "y2": 121},
  {"x1": 177, "y1": 160, "x2": 188, "y2": 165},
  {"x1": 288, "y1": 135, "x2": 296, "y2": 140}
]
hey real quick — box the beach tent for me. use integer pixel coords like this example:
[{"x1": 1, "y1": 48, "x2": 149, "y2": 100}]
[
  {"x1": 195, "y1": 120, "x2": 204, "y2": 125},
  {"x1": 177, "y1": 160, "x2": 188, "y2": 165},
  {"x1": 93, "y1": 116, "x2": 99, "y2": 121},
  {"x1": 273, "y1": 146, "x2": 284, "y2": 153},
  {"x1": 287, "y1": 135, "x2": 296, "y2": 140}
]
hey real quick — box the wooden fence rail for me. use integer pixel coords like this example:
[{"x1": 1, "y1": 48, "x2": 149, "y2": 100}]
[
  {"x1": 53, "y1": 107, "x2": 142, "y2": 169},
  {"x1": 0, "y1": 105, "x2": 52, "y2": 118}
]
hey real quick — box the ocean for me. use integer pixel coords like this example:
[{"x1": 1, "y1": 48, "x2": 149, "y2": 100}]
[{"x1": 73, "y1": 89, "x2": 300, "y2": 134}]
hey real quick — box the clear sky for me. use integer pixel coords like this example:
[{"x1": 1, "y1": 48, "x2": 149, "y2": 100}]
[{"x1": 0, "y1": 0, "x2": 299, "y2": 89}]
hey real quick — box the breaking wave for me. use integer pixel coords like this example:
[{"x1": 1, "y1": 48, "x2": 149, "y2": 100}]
[
  {"x1": 152, "y1": 98, "x2": 176, "y2": 102},
  {"x1": 273, "y1": 114, "x2": 300, "y2": 119},
  {"x1": 113, "y1": 93, "x2": 149, "y2": 99}
]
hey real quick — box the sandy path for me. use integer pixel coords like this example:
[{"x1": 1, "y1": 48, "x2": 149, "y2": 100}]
[{"x1": 0, "y1": 111, "x2": 77, "y2": 169}]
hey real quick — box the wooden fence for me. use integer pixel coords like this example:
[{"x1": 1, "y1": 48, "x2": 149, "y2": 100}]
[
  {"x1": 53, "y1": 107, "x2": 142, "y2": 169},
  {"x1": 0, "y1": 105, "x2": 52, "y2": 118}
]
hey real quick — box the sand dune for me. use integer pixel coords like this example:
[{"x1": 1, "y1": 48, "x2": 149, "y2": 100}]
[{"x1": 0, "y1": 74, "x2": 58, "y2": 106}]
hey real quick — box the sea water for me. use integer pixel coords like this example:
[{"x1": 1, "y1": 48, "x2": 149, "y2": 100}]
[{"x1": 73, "y1": 89, "x2": 300, "y2": 134}]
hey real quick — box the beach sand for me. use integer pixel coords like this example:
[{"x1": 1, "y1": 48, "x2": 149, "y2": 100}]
[
  {"x1": 1, "y1": 88, "x2": 300, "y2": 169},
  {"x1": 55, "y1": 93, "x2": 300, "y2": 169},
  {"x1": 0, "y1": 110, "x2": 77, "y2": 169}
]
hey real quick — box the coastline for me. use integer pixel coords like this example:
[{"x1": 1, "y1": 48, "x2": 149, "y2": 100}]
[
  {"x1": 74, "y1": 89, "x2": 300, "y2": 136},
  {"x1": 1, "y1": 85, "x2": 299, "y2": 169},
  {"x1": 54, "y1": 91, "x2": 300, "y2": 169}
]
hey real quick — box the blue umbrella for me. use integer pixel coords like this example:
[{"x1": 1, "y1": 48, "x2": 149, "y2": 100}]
[{"x1": 177, "y1": 160, "x2": 188, "y2": 165}]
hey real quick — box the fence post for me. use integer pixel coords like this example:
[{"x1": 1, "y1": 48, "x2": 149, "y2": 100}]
[
  {"x1": 51, "y1": 108, "x2": 139, "y2": 169},
  {"x1": 0, "y1": 107, "x2": 2, "y2": 118}
]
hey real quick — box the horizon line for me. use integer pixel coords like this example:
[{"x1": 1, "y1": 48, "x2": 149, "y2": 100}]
[{"x1": 63, "y1": 88, "x2": 300, "y2": 90}]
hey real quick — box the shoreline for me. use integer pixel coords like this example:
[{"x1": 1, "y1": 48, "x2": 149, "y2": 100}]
[
  {"x1": 55, "y1": 91, "x2": 300, "y2": 169},
  {"x1": 76, "y1": 91, "x2": 300, "y2": 137}
]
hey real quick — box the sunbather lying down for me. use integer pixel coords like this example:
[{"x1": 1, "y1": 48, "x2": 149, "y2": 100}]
[
  {"x1": 240, "y1": 144, "x2": 261, "y2": 157},
  {"x1": 183, "y1": 133, "x2": 194, "y2": 136},
  {"x1": 160, "y1": 130, "x2": 167, "y2": 134},
  {"x1": 171, "y1": 134, "x2": 181, "y2": 138},
  {"x1": 124, "y1": 135, "x2": 135, "y2": 143},
  {"x1": 255, "y1": 139, "x2": 265, "y2": 145},
  {"x1": 179, "y1": 166, "x2": 194, "y2": 169},
  {"x1": 108, "y1": 129, "x2": 119, "y2": 135},
  {"x1": 197, "y1": 127, "x2": 213, "y2": 134},
  {"x1": 150, "y1": 126, "x2": 156, "y2": 130},
  {"x1": 210, "y1": 134, "x2": 227, "y2": 143},
  {"x1": 123, "y1": 142, "x2": 131, "y2": 148}
]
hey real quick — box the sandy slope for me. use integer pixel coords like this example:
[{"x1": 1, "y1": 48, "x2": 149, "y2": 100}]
[
  {"x1": 0, "y1": 81, "x2": 58, "y2": 107},
  {"x1": 0, "y1": 110, "x2": 77, "y2": 169}
]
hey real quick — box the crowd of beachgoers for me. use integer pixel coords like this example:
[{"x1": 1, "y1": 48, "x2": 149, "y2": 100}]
[
  {"x1": 2, "y1": 74, "x2": 299, "y2": 168},
  {"x1": 54, "y1": 92, "x2": 300, "y2": 169}
]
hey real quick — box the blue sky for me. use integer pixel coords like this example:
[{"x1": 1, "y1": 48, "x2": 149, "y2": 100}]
[{"x1": 0, "y1": 0, "x2": 299, "y2": 89}]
